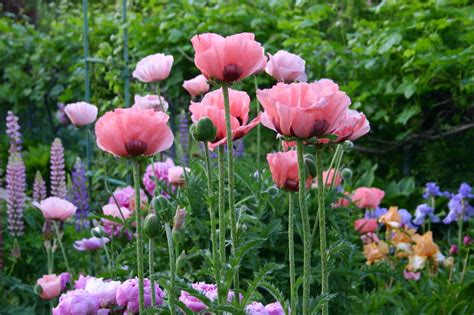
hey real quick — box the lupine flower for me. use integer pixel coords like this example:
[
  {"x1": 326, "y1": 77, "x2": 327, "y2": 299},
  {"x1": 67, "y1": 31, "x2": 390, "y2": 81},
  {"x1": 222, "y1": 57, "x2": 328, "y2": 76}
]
[
  {"x1": 407, "y1": 231, "x2": 446, "y2": 272},
  {"x1": 95, "y1": 108, "x2": 174, "y2": 157},
  {"x1": 36, "y1": 274, "x2": 62, "y2": 300},
  {"x1": 354, "y1": 218, "x2": 378, "y2": 234},
  {"x1": 363, "y1": 241, "x2": 389, "y2": 265},
  {"x1": 364, "y1": 207, "x2": 387, "y2": 219},
  {"x1": 265, "y1": 50, "x2": 307, "y2": 82},
  {"x1": 234, "y1": 138, "x2": 245, "y2": 158},
  {"x1": 133, "y1": 94, "x2": 169, "y2": 112},
  {"x1": 178, "y1": 112, "x2": 189, "y2": 165},
  {"x1": 33, "y1": 171, "x2": 47, "y2": 203},
  {"x1": 413, "y1": 204, "x2": 440, "y2": 226},
  {"x1": 116, "y1": 278, "x2": 165, "y2": 313},
  {"x1": 71, "y1": 158, "x2": 90, "y2": 230},
  {"x1": 53, "y1": 289, "x2": 100, "y2": 315},
  {"x1": 64, "y1": 102, "x2": 98, "y2": 126},
  {"x1": 6, "y1": 111, "x2": 22, "y2": 154},
  {"x1": 266, "y1": 151, "x2": 312, "y2": 191},
  {"x1": 352, "y1": 187, "x2": 385, "y2": 209},
  {"x1": 191, "y1": 33, "x2": 267, "y2": 83},
  {"x1": 34, "y1": 197, "x2": 77, "y2": 221},
  {"x1": 6, "y1": 153, "x2": 26, "y2": 236},
  {"x1": 142, "y1": 159, "x2": 175, "y2": 195},
  {"x1": 132, "y1": 53, "x2": 174, "y2": 83},
  {"x1": 182, "y1": 74, "x2": 210, "y2": 97},
  {"x1": 246, "y1": 302, "x2": 268, "y2": 314},
  {"x1": 56, "y1": 103, "x2": 71, "y2": 126},
  {"x1": 73, "y1": 237, "x2": 110, "y2": 251},
  {"x1": 403, "y1": 270, "x2": 421, "y2": 281},
  {"x1": 50, "y1": 138, "x2": 67, "y2": 198},
  {"x1": 108, "y1": 186, "x2": 147, "y2": 210},
  {"x1": 189, "y1": 88, "x2": 260, "y2": 150}
]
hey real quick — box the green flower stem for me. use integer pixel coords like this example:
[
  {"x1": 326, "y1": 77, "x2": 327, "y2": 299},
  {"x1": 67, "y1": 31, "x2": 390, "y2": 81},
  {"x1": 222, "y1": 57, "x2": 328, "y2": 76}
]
[
  {"x1": 122, "y1": 0, "x2": 130, "y2": 107},
  {"x1": 296, "y1": 140, "x2": 311, "y2": 315},
  {"x1": 330, "y1": 146, "x2": 344, "y2": 191},
  {"x1": 324, "y1": 145, "x2": 341, "y2": 187},
  {"x1": 165, "y1": 222, "x2": 177, "y2": 315},
  {"x1": 217, "y1": 146, "x2": 226, "y2": 278},
  {"x1": 131, "y1": 159, "x2": 145, "y2": 313},
  {"x1": 149, "y1": 238, "x2": 156, "y2": 306},
  {"x1": 221, "y1": 84, "x2": 238, "y2": 289},
  {"x1": 288, "y1": 192, "x2": 297, "y2": 314},
  {"x1": 156, "y1": 82, "x2": 166, "y2": 112},
  {"x1": 204, "y1": 142, "x2": 223, "y2": 305},
  {"x1": 53, "y1": 222, "x2": 73, "y2": 281},
  {"x1": 458, "y1": 214, "x2": 464, "y2": 257},
  {"x1": 103, "y1": 241, "x2": 113, "y2": 277},
  {"x1": 460, "y1": 248, "x2": 470, "y2": 283},
  {"x1": 253, "y1": 75, "x2": 262, "y2": 213},
  {"x1": 315, "y1": 149, "x2": 329, "y2": 315}
]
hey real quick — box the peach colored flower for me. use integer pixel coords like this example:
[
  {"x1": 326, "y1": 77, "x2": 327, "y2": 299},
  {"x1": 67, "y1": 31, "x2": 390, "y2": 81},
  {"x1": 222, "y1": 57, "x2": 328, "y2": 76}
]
[
  {"x1": 132, "y1": 95, "x2": 168, "y2": 112},
  {"x1": 379, "y1": 206, "x2": 402, "y2": 229},
  {"x1": 363, "y1": 241, "x2": 389, "y2": 265},
  {"x1": 265, "y1": 50, "x2": 307, "y2": 82},
  {"x1": 351, "y1": 187, "x2": 385, "y2": 209},
  {"x1": 182, "y1": 75, "x2": 210, "y2": 97},
  {"x1": 407, "y1": 231, "x2": 446, "y2": 271},
  {"x1": 333, "y1": 109, "x2": 370, "y2": 142},
  {"x1": 33, "y1": 197, "x2": 77, "y2": 221},
  {"x1": 354, "y1": 218, "x2": 378, "y2": 234},
  {"x1": 95, "y1": 108, "x2": 174, "y2": 157},
  {"x1": 189, "y1": 88, "x2": 260, "y2": 150},
  {"x1": 266, "y1": 151, "x2": 312, "y2": 191},
  {"x1": 36, "y1": 274, "x2": 62, "y2": 300},
  {"x1": 64, "y1": 102, "x2": 98, "y2": 126},
  {"x1": 132, "y1": 53, "x2": 173, "y2": 83},
  {"x1": 168, "y1": 166, "x2": 190, "y2": 187},
  {"x1": 257, "y1": 80, "x2": 350, "y2": 139},
  {"x1": 191, "y1": 32, "x2": 267, "y2": 82}
]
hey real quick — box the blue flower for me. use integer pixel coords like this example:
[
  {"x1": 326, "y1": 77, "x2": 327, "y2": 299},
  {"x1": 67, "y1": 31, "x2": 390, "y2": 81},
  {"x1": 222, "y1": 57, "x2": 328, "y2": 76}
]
[
  {"x1": 413, "y1": 204, "x2": 440, "y2": 226},
  {"x1": 364, "y1": 207, "x2": 387, "y2": 219},
  {"x1": 458, "y1": 183, "x2": 473, "y2": 199},
  {"x1": 443, "y1": 193, "x2": 474, "y2": 224},
  {"x1": 398, "y1": 209, "x2": 417, "y2": 229}
]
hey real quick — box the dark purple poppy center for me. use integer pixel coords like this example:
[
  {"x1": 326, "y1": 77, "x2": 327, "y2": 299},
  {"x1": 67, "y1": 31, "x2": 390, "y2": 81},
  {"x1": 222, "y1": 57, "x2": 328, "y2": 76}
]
[
  {"x1": 125, "y1": 140, "x2": 148, "y2": 156},
  {"x1": 223, "y1": 64, "x2": 242, "y2": 82}
]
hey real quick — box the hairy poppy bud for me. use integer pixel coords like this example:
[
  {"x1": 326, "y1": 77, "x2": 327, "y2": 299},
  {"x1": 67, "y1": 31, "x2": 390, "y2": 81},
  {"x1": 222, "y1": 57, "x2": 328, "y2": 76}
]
[
  {"x1": 191, "y1": 118, "x2": 217, "y2": 142},
  {"x1": 153, "y1": 196, "x2": 173, "y2": 223},
  {"x1": 342, "y1": 140, "x2": 353, "y2": 151},
  {"x1": 143, "y1": 213, "x2": 161, "y2": 239},
  {"x1": 341, "y1": 168, "x2": 352, "y2": 180},
  {"x1": 304, "y1": 154, "x2": 317, "y2": 177}
]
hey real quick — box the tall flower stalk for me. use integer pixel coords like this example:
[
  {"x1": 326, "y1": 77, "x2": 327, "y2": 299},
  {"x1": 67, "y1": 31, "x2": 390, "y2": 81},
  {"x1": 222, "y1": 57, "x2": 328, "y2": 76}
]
[
  {"x1": 288, "y1": 192, "x2": 296, "y2": 313},
  {"x1": 6, "y1": 111, "x2": 22, "y2": 154},
  {"x1": 132, "y1": 159, "x2": 145, "y2": 313},
  {"x1": 178, "y1": 112, "x2": 189, "y2": 165},
  {"x1": 253, "y1": 75, "x2": 262, "y2": 210},
  {"x1": 296, "y1": 140, "x2": 311, "y2": 315},
  {"x1": 71, "y1": 158, "x2": 90, "y2": 230},
  {"x1": 165, "y1": 222, "x2": 177, "y2": 315},
  {"x1": 33, "y1": 171, "x2": 47, "y2": 203},
  {"x1": 50, "y1": 138, "x2": 67, "y2": 198},
  {"x1": 217, "y1": 146, "x2": 226, "y2": 284},
  {"x1": 6, "y1": 153, "x2": 26, "y2": 238}
]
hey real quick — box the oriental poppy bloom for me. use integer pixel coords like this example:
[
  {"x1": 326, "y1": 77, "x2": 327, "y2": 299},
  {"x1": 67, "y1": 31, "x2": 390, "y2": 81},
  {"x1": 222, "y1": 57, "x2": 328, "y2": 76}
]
[{"x1": 266, "y1": 151, "x2": 312, "y2": 191}]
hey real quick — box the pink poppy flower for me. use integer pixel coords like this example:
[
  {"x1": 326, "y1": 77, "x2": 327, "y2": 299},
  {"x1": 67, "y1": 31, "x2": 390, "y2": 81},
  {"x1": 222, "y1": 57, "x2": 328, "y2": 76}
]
[
  {"x1": 53, "y1": 289, "x2": 100, "y2": 315},
  {"x1": 102, "y1": 204, "x2": 131, "y2": 222},
  {"x1": 36, "y1": 274, "x2": 62, "y2": 300},
  {"x1": 265, "y1": 50, "x2": 307, "y2": 82},
  {"x1": 95, "y1": 108, "x2": 174, "y2": 157},
  {"x1": 314, "y1": 168, "x2": 342, "y2": 188},
  {"x1": 182, "y1": 74, "x2": 210, "y2": 97},
  {"x1": 354, "y1": 218, "x2": 378, "y2": 234},
  {"x1": 116, "y1": 278, "x2": 165, "y2": 312},
  {"x1": 352, "y1": 187, "x2": 385, "y2": 209},
  {"x1": 331, "y1": 192, "x2": 351, "y2": 208},
  {"x1": 333, "y1": 109, "x2": 370, "y2": 142},
  {"x1": 257, "y1": 80, "x2": 350, "y2": 139},
  {"x1": 189, "y1": 88, "x2": 260, "y2": 150},
  {"x1": 34, "y1": 197, "x2": 77, "y2": 221},
  {"x1": 132, "y1": 53, "x2": 173, "y2": 83},
  {"x1": 142, "y1": 159, "x2": 175, "y2": 195},
  {"x1": 191, "y1": 32, "x2": 267, "y2": 82},
  {"x1": 108, "y1": 186, "x2": 147, "y2": 210},
  {"x1": 266, "y1": 151, "x2": 312, "y2": 191},
  {"x1": 132, "y1": 95, "x2": 168, "y2": 112},
  {"x1": 64, "y1": 102, "x2": 98, "y2": 126},
  {"x1": 168, "y1": 166, "x2": 190, "y2": 187}
]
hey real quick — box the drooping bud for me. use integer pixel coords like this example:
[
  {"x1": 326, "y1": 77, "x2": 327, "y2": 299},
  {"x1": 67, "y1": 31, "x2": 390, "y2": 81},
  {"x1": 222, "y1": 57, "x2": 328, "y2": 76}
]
[
  {"x1": 191, "y1": 118, "x2": 217, "y2": 142},
  {"x1": 341, "y1": 168, "x2": 353, "y2": 180},
  {"x1": 303, "y1": 154, "x2": 317, "y2": 177},
  {"x1": 449, "y1": 244, "x2": 458, "y2": 256},
  {"x1": 42, "y1": 220, "x2": 54, "y2": 241},
  {"x1": 342, "y1": 140, "x2": 354, "y2": 151},
  {"x1": 143, "y1": 213, "x2": 161, "y2": 239}
]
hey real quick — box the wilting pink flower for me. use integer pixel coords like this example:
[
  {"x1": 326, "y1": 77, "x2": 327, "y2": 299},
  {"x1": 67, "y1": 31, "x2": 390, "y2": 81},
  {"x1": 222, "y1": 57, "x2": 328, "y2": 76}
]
[
  {"x1": 34, "y1": 197, "x2": 77, "y2": 221},
  {"x1": 168, "y1": 166, "x2": 190, "y2": 186},
  {"x1": 332, "y1": 192, "x2": 350, "y2": 208},
  {"x1": 265, "y1": 50, "x2": 307, "y2": 82},
  {"x1": 352, "y1": 187, "x2": 385, "y2": 209},
  {"x1": 53, "y1": 289, "x2": 100, "y2": 315},
  {"x1": 315, "y1": 168, "x2": 342, "y2": 188},
  {"x1": 108, "y1": 186, "x2": 147, "y2": 210},
  {"x1": 142, "y1": 159, "x2": 175, "y2": 195},
  {"x1": 354, "y1": 218, "x2": 378, "y2": 234},
  {"x1": 191, "y1": 32, "x2": 266, "y2": 82},
  {"x1": 116, "y1": 278, "x2": 165, "y2": 313},
  {"x1": 333, "y1": 109, "x2": 370, "y2": 142},
  {"x1": 361, "y1": 232, "x2": 379, "y2": 244},
  {"x1": 189, "y1": 88, "x2": 260, "y2": 149},
  {"x1": 64, "y1": 102, "x2": 98, "y2": 126},
  {"x1": 265, "y1": 302, "x2": 285, "y2": 315},
  {"x1": 183, "y1": 74, "x2": 210, "y2": 97},
  {"x1": 257, "y1": 80, "x2": 350, "y2": 139},
  {"x1": 133, "y1": 95, "x2": 168, "y2": 112},
  {"x1": 73, "y1": 237, "x2": 110, "y2": 251},
  {"x1": 37, "y1": 274, "x2": 62, "y2": 300},
  {"x1": 95, "y1": 108, "x2": 174, "y2": 157},
  {"x1": 403, "y1": 270, "x2": 421, "y2": 281},
  {"x1": 132, "y1": 53, "x2": 173, "y2": 83},
  {"x1": 246, "y1": 302, "x2": 268, "y2": 314},
  {"x1": 267, "y1": 151, "x2": 311, "y2": 191}
]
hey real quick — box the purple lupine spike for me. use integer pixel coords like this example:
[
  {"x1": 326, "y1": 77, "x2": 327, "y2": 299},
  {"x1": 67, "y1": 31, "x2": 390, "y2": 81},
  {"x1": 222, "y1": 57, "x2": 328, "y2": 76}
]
[
  {"x1": 234, "y1": 138, "x2": 245, "y2": 158},
  {"x1": 33, "y1": 171, "x2": 47, "y2": 202},
  {"x1": 71, "y1": 158, "x2": 90, "y2": 230},
  {"x1": 6, "y1": 111, "x2": 22, "y2": 154},
  {"x1": 6, "y1": 153, "x2": 26, "y2": 237},
  {"x1": 50, "y1": 138, "x2": 67, "y2": 198},
  {"x1": 178, "y1": 112, "x2": 189, "y2": 165}
]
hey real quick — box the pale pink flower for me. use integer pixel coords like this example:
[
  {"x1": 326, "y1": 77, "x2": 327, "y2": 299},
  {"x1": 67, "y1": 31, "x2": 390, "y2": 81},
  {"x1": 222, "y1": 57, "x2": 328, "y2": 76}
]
[
  {"x1": 265, "y1": 50, "x2": 307, "y2": 82},
  {"x1": 64, "y1": 102, "x2": 98, "y2": 126},
  {"x1": 182, "y1": 74, "x2": 210, "y2": 97},
  {"x1": 132, "y1": 53, "x2": 173, "y2": 83}
]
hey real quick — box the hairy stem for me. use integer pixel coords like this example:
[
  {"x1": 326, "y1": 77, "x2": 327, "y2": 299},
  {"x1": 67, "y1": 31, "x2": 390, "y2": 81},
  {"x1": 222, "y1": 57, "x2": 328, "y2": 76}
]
[
  {"x1": 53, "y1": 222, "x2": 72, "y2": 281},
  {"x1": 165, "y1": 223, "x2": 177, "y2": 315},
  {"x1": 132, "y1": 159, "x2": 145, "y2": 313},
  {"x1": 217, "y1": 146, "x2": 227, "y2": 286},
  {"x1": 288, "y1": 192, "x2": 297, "y2": 313}
]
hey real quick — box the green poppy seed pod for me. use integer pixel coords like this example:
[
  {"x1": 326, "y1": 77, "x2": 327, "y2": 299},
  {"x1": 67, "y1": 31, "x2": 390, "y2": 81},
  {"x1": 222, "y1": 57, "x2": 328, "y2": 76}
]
[
  {"x1": 267, "y1": 186, "x2": 279, "y2": 196},
  {"x1": 91, "y1": 226, "x2": 105, "y2": 238},
  {"x1": 304, "y1": 154, "x2": 317, "y2": 178},
  {"x1": 143, "y1": 213, "x2": 161, "y2": 239},
  {"x1": 34, "y1": 284, "x2": 43, "y2": 295},
  {"x1": 153, "y1": 196, "x2": 173, "y2": 223},
  {"x1": 191, "y1": 118, "x2": 217, "y2": 142},
  {"x1": 342, "y1": 140, "x2": 354, "y2": 151},
  {"x1": 341, "y1": 168, "x2": 352, "y2": 180}
]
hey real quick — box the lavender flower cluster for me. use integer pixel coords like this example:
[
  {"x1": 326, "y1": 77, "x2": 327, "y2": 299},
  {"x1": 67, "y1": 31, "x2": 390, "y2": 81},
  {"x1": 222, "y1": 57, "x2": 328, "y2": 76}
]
[
  {"x1": 6, "y1": 153, "x2": 26, "y2": 237},
  {"x1": 50, "y1": 138, "x2": 67, "y2": 199},
  {"x1": 6, "y1": 111, "x2": 22, "y2": 154},
  {"x1": 70, "y1": 158, "x2": 90, "y2": 230}
]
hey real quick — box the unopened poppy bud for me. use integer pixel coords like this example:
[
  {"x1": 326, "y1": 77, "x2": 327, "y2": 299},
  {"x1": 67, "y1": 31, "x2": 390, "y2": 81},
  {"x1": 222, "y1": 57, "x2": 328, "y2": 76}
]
[
  {"x1": 304, "y1": 154, "x2": 317, "y2": 177},
  {"x1": 42, "y1": 220, "x2": 54, "y2": 241},
  {"x1": 341, "y1": 168, "x2": 352, "y2": 180},
  {"x1": 267, "y1": 186, "x2": 279, "y2": 196},
  {"x1": 464, "y1": 235, "x2": 473, "y2": 246},
  {"x1": 172, "y1": 208, "x2": 186, "y2": 232},
  {"x1": 153, "y1": 196, "x2": 173, "y2": 223},
  {"x1": 191, "y1": 118, "x2": 217, "y2": 142},
  {"x1": 91, "y1": 226, "x2": 105, "y2": 238},
  {"x1": 449, "y1": 244, "x2": 458, "y2": 256},
  {"x1": 342, "y1": 140, "x2": 353, "y2": 151},
  {"x1": 143, "y1": 213, "x2": 161, "y2": 239},
  {"x1": 172, "y1": 229, "x2": 184, "y2": 244}
]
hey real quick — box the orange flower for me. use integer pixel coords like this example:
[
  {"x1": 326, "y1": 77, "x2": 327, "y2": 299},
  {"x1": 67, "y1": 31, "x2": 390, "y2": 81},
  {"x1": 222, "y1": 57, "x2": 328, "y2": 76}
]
[
  {"x1": 379, "y1": 206, "x2": 402, "y2": 229},
  {"x1": 363, "y1": 241, "x2": 389, "y2": 265},
  {"x1": 407, "y1": 231, "x2": 446, "y2": 271}
]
